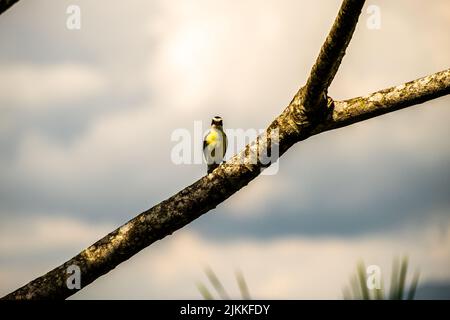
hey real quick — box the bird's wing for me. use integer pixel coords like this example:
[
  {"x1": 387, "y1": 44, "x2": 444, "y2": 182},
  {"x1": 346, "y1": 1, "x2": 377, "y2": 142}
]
[
  {"x1": 222, "y1": 131, "x2": 228, "y2": 157},
  {"x1": 203, "y1": 130, "x2": 216, "y2": 160},
  {"x1": 203, "y1": 130, "x2": 213, "y2": 151},
  {"x1": 203, "y1": 136, "x2": 207, "y2": 151}
]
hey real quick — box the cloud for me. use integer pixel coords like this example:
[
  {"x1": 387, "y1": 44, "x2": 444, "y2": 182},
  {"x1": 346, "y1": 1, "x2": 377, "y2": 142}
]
[
  {"x1": 0, "y1": 215, "x2": 113, "y2": 295},
  {"x1": 0, "y1": 0, "x2": 449, "y2": 232},
  {"x1": 0, "y1": 104, "x2": 175, "y2": 221},
  {"x1": 0, "y1": 215, "x2": 113, "y2": 256},
  {"x1": 223, "y1": 174, "x2": 292, "y2": 217},
  {"x1": 0, "y1": 63, "x2": 107, "y2": 109},
  {"x1": 0, "y1": 0, "x2": 449, "y2": 299},
  {"x1": 145, "y1": 0, "x2": 341, "y2": 129},
  {"x1": 1, "y1": 214, "x2": 448, "y2": 299},
  {"x1": 73, "y1": 219, "x2": 450, "y2": 299}
]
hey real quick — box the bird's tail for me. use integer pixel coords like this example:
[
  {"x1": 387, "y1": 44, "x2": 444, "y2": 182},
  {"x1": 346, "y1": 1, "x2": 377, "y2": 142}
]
[{"x1": 207, "y1": 163, "x2": 219, "y2": 174}]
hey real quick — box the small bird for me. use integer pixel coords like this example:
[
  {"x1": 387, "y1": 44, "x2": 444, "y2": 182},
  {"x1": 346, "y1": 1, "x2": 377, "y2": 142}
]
[{"x1": 203, "y1": 116, "x2": 228, "y2": 174}]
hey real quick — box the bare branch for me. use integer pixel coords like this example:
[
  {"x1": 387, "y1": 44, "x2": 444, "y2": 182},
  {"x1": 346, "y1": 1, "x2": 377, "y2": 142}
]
[
  {"x1": 303, "y1": 0, "x2": 365, "y2": 114},
  {"x1": 0, "y1": 0, "x2": 19, "y2": 15},
  {"x1": 3, "y1": 67, "x2": 448, "y2": 300},
  {"x1": 322, "y1": 68, "x2": 450, "y2": 131},
  {"x1": 1, "y1": 0, "x2": 448, "y2": 300}
]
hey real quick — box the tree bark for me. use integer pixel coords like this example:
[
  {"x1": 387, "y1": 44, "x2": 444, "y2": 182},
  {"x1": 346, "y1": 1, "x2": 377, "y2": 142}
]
[
  {"x1": 302, "y1": 0, "x2": 365, "y2": 115},
  {"x1": 0, "y1": 0, "x2": 19, "y2": 15},
  {"x1": 318, "y1": 69, "x2": 450, "y2": 132},
  {"x1": 2, "y1": 0, "x2": 449, "y2": 299}
]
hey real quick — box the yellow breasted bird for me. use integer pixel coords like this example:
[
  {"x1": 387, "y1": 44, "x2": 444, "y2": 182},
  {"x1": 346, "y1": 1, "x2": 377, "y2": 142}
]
[{"x1": 203, "y1": 116, "x2": 228, "y2": 174}]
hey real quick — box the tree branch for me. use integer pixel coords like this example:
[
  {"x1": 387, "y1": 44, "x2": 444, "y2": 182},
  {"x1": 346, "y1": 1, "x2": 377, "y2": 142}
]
[
  {"x1": 3, "y1": 68, "x2": 448, "y2": 300},
  {"x1": 302, "y1": 0, "x2": 365, "y2": 115},
  {"x1": 0, "y1": 0, "x2": 19, "y2": 15},
  {"x1": 2, "y1": 0, "x2": 449, "y2": 299},
  {"x1": 322, "y1": 68, "x2": 450, "y2": 131}
]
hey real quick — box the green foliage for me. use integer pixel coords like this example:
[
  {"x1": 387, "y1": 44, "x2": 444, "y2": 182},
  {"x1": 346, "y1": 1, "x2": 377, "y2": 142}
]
[
  {"x1": 197, "y1": 256, "x2": 420, "y2": 300},
  {"x1": 343, "y1": 256, "x2": 420, "y2": 300},
  {"x1": 197, "y1": 267, "x2": 251, "y2": 300}
]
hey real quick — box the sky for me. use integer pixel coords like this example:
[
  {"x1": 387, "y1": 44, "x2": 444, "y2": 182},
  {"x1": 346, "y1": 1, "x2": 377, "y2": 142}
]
[{"x1": 0, "y1": 0, "x2": 449, "y2": 299}]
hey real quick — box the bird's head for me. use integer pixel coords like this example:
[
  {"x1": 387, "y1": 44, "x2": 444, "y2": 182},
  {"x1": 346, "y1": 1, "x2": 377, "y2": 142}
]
[{"x1": 211, "y1": 116, "x2": 223, "y2": 127}]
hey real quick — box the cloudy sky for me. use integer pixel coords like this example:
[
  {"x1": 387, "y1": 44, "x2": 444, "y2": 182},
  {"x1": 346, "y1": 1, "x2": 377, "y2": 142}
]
[{"x1": 0, "y1": 0, "x2": 449, "y2": 299}]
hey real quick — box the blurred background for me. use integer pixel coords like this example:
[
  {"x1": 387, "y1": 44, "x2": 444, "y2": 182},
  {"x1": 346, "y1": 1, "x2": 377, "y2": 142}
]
[{"x1": 0, "y1": 0, "x2": 449, "y2": 299}]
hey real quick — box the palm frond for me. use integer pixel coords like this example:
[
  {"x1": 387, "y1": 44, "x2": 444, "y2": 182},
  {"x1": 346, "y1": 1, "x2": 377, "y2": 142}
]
[
  {"x1": 197, "y1": 267, "x2": 251, "y2": 300},
  {"x1": 344, "y1": 255, "x2": 420, "y2": 300}
]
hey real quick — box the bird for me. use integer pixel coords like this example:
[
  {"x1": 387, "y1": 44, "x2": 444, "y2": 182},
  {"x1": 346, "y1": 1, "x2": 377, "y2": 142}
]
[{"x1": 203, "y1": 116, "x2": 228, "y2": 174}]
